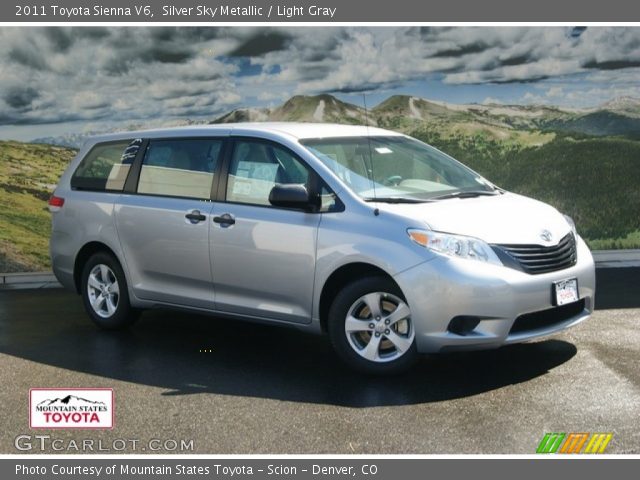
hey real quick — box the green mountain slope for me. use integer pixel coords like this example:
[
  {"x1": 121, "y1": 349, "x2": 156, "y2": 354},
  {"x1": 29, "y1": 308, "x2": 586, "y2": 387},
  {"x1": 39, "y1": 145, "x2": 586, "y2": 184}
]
[
  {"x1": 547, "y1": 111, "x2": 640, "y2": 136},
  {"x1": 0, "y1": 141, "x2": 76, "y2": 272}
]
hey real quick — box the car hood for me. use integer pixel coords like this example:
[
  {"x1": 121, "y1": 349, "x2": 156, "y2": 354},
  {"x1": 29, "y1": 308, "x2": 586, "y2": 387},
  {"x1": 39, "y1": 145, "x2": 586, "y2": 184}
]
[{"x1": 376, "y1": 192, "x2": 573, "y2": 245}]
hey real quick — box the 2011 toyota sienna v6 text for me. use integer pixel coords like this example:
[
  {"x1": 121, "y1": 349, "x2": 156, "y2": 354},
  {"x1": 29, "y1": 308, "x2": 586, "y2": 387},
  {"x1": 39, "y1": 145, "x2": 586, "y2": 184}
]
[{"x1": 49, "y1": 123, "x2": 595, "y2": 374}]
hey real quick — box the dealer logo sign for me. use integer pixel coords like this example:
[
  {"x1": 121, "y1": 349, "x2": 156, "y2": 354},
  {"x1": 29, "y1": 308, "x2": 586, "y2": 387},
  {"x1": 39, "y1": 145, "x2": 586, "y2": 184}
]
[{"x1": 29, "y1": 388, "x2": 114, "y2": 429}]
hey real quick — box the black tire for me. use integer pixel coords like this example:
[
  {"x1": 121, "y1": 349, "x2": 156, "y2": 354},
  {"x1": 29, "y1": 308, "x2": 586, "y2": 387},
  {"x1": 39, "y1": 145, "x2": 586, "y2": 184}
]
[
  {"x1": 80, "y1": 252, "x2": 139, "y2": 330},
  {"x1": 328, "y1": 276, "x2": 419, "y2": 375}
]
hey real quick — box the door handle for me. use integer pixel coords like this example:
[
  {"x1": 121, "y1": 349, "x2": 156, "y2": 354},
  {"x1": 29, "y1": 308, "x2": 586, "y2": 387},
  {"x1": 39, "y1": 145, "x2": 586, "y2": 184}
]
[
  {"x1": 213, "y1": 213, "x2": 236, "y2": 226},
  {"x1": 185, "y1": 210, "x2": 206, "y2": 223}
]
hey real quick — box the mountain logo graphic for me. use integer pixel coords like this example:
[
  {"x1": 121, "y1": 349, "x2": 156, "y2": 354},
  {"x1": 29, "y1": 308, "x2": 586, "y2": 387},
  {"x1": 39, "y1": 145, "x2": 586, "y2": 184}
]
[
  {"x1": 37, "y1": 395, "x2": 106, "y2": 407},
  {"x1": 30, "y1": 388, "x2": 114, "y2": 429}
]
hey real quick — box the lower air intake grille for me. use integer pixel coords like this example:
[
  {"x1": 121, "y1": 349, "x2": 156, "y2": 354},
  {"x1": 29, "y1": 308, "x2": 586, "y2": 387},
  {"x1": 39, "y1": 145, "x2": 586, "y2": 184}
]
[
  {"x1": 492, "y1": 233, "x2": 577, "y2": 275},
  {"x1": 509, "y1": 299, "x2": 585, "y2": 334}
]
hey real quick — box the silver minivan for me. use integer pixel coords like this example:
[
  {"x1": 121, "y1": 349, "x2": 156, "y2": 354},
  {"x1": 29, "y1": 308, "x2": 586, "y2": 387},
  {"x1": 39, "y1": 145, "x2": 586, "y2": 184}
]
[{"x1": 49, "y1": 123, "x2": 595, "y2": 374}]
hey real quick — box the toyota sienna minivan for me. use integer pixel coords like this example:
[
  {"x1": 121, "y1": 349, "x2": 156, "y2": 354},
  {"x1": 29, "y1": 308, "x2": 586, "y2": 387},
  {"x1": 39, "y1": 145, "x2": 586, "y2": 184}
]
[{"x1": 49, "y1": 123, "x2": 595, "y2": 374}]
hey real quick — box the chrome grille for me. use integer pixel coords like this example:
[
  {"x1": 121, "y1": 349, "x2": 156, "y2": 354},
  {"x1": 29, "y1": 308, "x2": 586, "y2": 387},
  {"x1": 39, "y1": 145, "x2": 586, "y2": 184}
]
[{"x1": 492, "y1": 233, "x2": 577, "y2": 275}]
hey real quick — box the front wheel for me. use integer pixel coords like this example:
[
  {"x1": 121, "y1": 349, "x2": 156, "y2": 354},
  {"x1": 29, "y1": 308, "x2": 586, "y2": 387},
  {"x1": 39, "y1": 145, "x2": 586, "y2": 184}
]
[
  {"x1": 328, "y1": 277, "x2": 418, "y2": 375},
  {"x1": 80, "y1": 252, "x2": 139, "y2": 330}
]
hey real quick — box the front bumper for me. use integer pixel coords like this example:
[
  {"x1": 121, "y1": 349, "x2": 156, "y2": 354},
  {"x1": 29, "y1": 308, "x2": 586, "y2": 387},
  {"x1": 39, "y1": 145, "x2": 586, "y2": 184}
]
[{"x1": 394, "y1": 235, "x2": 595, "y2": 353}]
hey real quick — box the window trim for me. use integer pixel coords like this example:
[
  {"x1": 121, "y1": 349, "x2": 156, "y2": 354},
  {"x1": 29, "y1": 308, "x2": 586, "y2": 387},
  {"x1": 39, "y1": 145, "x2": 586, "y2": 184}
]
[
  {"x1": 71, "y1": 139, "x2": 138, "y2": 193},
  {"x1": 122, "y1": 139, "x2": 149, "y2": 193},
  {"x1": 217, "y1": 136, "x2": 344, "y2": 213}
]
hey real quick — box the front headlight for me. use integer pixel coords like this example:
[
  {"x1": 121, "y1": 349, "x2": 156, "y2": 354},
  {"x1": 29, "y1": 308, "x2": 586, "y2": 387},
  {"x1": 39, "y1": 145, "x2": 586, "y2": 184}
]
[
  {"x1": 407, "y1": 229, "x2": 502, "y2": 266},
  {"x1": 563, "y1": 214, "x2": 577, "y2": 235}
]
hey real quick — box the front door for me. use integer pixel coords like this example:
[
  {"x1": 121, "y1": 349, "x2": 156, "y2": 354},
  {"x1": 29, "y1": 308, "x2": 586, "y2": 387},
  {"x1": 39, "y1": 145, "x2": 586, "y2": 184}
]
[{"x1": 210, "y1": 139, "x2": 320, "y2": 324}]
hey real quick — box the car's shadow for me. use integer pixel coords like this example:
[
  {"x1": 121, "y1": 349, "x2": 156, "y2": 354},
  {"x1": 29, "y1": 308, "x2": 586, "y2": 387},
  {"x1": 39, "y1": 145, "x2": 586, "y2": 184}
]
[
  {"x1": 0, "y1": 289, "x2": 577, "y2": 407},
  {"x1": 594, "y1": 267, "x2": 640, "y2": 310}
]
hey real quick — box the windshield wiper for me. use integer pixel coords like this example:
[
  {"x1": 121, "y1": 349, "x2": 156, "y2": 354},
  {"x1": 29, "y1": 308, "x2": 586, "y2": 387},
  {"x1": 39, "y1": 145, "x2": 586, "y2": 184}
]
[
  {"x1": 431, "y1": 190, "x2": 501, "y2": 200},
  {"x1": 363, "y1": 197, "x2": 432, "y2": 204}
]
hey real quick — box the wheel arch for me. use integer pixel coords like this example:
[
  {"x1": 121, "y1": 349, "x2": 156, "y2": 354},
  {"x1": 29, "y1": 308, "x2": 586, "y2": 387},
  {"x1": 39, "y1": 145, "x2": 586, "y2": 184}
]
[
  {"x1": 73, "y1": 241, "x2": 122, "y2": 293},
  {"x1": 318, "y1": 262, "x2": 401, "y2": 333}
]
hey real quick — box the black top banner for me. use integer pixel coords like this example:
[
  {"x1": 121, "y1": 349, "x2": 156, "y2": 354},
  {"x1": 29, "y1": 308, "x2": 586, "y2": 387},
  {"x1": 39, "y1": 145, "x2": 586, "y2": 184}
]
[{"x1": 6, "y1": 0, "x2": 640, "y2": 22}]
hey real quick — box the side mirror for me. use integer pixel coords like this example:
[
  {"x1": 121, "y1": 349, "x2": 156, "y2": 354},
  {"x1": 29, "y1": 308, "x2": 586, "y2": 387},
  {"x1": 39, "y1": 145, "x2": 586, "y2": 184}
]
[{"x1": 269, "y1": 184, "x2": 312, "y2": 211}]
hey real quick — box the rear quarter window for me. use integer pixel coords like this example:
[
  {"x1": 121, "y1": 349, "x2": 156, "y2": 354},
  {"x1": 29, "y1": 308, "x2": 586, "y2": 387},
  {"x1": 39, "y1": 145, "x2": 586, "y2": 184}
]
[{"x1": 71, "y1": 140, "x2": 140, "y2": 191}]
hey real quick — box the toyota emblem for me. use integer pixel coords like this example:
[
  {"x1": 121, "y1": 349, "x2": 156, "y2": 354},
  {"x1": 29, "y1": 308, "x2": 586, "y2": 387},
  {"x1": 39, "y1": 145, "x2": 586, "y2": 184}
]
[{"x1": 540, "y1": 230, "x2": 553, "y2": 242}]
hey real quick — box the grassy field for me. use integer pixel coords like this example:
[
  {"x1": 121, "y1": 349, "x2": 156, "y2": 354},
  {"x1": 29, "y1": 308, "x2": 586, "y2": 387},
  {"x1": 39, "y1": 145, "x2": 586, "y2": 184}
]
[{"x1": 0, "y1": 141, "x2": 76, "y2": 272}]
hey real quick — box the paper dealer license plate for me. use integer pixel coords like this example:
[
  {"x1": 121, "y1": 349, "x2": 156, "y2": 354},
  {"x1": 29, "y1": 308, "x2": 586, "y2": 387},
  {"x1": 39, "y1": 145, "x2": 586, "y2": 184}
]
[{"x1": 554, "y1": 278, "x2": 579, "y2": 306}]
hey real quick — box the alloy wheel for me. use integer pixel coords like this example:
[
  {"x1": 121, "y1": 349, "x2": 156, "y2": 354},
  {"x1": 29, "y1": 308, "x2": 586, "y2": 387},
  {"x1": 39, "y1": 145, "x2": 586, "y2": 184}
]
[
  {"x1": 87, "y1": 264, "x2": 120, "y2": 318},
  {"x1": 344, "y1": 292, "x2": 414, "y2": 363}
]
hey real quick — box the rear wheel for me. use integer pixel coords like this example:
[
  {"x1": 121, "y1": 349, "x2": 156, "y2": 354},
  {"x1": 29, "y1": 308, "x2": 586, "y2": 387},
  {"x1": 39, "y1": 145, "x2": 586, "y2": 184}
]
[
  {"x1": 328, "y1": 277, "x2": 418, "y2": 374},
  {"x1": 80, "y1": 252, "x2": 139, "y2": 329}
]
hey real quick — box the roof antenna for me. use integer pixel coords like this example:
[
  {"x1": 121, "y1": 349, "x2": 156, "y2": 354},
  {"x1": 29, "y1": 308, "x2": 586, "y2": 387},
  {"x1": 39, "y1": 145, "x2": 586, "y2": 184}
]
[{"x1": 362, "y1": 93, "x2": 379, "y2": 216}]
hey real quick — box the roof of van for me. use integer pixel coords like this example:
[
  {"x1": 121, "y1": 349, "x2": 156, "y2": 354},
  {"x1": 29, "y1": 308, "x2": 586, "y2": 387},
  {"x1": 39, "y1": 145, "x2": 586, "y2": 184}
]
[{"x1": 84, "y1": 122, "x2": 403, "y2": 145}]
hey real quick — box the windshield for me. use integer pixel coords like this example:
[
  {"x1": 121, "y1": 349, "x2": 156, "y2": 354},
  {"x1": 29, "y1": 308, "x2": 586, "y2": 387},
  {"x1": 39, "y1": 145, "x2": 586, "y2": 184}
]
[{"x1": 300, "y1": 136, "x2": 496, "y2": 201}]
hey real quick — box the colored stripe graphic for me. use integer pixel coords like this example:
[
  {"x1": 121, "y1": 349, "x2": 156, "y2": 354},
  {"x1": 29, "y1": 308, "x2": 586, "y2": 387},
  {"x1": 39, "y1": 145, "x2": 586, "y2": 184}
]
[
  {"x1": 537, "y1": 433, "x2": 565, "y2": 453},
  {"x1": 537, "y1": 433, "x2": 613, "y2": 454},
  {"x1": 536, "y1": 433, "x2": 552, "y2": 453},
  {"x1": 584, "y1": 433, "x2": 613, "y2": 454},
  {"x1": 560, "y1": 433, "x2": 589, "y2": 453},
  {"x1": 573, "y1": 433, "x2": 590, "y2": 453}
]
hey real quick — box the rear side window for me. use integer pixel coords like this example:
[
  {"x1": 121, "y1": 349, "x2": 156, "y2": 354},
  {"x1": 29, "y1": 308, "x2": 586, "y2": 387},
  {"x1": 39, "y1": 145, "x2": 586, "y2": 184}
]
[
  {"x1": 137, "y1": 139, "x2": 222, "y2": 200},
  {"x1": 71, "y1": 140, "x2": 138, "y2": 191}
]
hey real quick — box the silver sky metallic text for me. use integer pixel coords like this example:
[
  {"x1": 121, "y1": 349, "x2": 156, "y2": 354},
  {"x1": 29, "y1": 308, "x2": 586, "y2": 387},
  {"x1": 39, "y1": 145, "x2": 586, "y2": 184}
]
[{"x1": 161, "y1": 5, "x2": 265, "y2": 18}]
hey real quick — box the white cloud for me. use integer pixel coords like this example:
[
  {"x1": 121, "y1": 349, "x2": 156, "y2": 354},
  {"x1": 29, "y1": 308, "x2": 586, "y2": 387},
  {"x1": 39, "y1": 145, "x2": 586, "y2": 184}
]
[
  {"x1": 546, "y1": 87, "x2": 564, "y2": 98},
  {"x1": 482, "y1": 97, "x2": 504, "y2": 105}
]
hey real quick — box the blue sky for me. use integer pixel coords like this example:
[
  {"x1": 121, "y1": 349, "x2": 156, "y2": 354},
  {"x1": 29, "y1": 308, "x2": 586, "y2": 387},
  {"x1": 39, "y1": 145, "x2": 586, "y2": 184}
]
[{"x1": 0, "y1": 26, "x2": 639, "y2": 141}]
